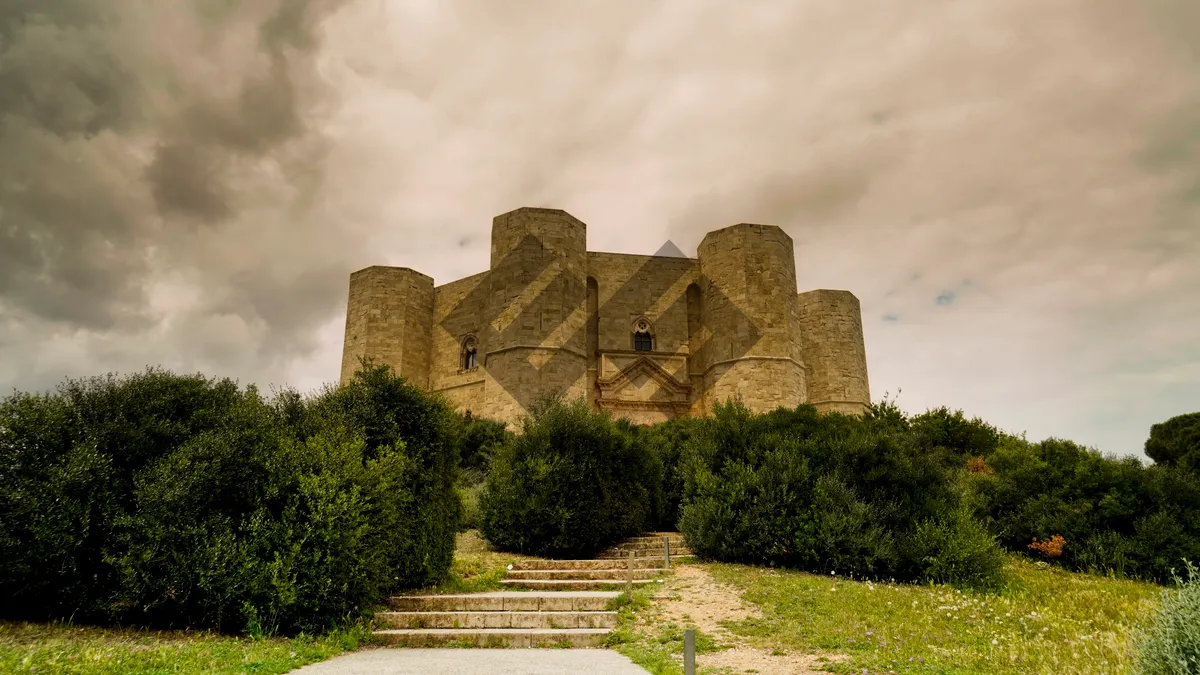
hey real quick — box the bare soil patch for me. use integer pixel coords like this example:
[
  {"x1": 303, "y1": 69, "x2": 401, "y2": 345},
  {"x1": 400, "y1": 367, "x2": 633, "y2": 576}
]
[{"x1": 644, "y1": 564, "x2": 844, "y2": 675}]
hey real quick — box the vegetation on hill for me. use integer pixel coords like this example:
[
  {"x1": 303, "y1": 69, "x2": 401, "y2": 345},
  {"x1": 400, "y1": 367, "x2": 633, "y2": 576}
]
[
  {"x1": 1144, "y1": 411, "x2": 1200, "y2": 474},
  {"x1": 897, "y1": 405, "x2": 1200, "y2": 583},
  {"x1": 478, "y1": 396, "x2": 662, "y2": 558},
  {"x1": 3, "y1": 351, "x2": 1197, "y2": 664},
  {"x1": 1135, "y1": 561, "x2": 1200, "y2": 675},
  {"x1": 454, "y1": 415, "x2": 511, "y2": 531},
  {"x1": 675, "y1": 401, "x2": 1007, "y2": 588},
  {"x1": 0, "y1": 361, "x2": 460, "y2": 635},
  {"x1": 470, "y1": 393, "x2": 1200, "y2": 592}
]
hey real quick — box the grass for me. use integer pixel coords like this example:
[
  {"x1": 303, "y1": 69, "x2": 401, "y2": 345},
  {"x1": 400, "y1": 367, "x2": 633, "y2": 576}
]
[
  {"x1": 707, "y1": 556, "x2": 1161, "y2": 675},
  {"x1": 411, "y1": 530, "x2": 538, "y2": 595},
  {"x1": 0, "y1": 620, "x2": 371, "y2": 675}
]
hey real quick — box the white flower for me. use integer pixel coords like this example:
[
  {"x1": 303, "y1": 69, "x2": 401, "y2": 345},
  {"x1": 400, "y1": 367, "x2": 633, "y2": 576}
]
[{"x1": 507, "y1": 564, "x2": 513, "y2": 570}]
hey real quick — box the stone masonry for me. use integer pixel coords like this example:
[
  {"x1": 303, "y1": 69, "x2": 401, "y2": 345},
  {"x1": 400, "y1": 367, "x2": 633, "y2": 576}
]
[{"x1": 340, "y1": 207, "x2": 870, "y2": 427}]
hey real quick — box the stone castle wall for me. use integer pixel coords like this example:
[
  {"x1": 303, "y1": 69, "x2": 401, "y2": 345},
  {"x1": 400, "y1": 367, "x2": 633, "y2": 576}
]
[
  {"x1": 339, "y1": 207, "x2": 870, "y2": 426},
  {"x1": 430, "y1": 270, "x2": 489, "y2": 414}
]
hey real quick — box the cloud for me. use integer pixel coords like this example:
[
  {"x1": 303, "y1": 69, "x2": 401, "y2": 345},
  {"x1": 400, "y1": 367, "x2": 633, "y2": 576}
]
[
  {"x1": 0, "y1": 0, "x2": 364, "y2": 383},
  {"x1": 2, "y1": 0, "x2": 1198, "y2": 460}
]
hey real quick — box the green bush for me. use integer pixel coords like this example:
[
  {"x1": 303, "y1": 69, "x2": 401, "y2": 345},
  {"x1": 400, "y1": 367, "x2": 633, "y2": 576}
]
[
  {"x1": 677, "y1": 401, "x2": 1006, "y2": 587},
  {"x1": 901, "y1": 506, "x2": 1008, "y2": 589},
  {"x1": 455, "y1": 414, "x2": 510, "y2": 476},
  {"x1": 0, "y1": 362, "x2": 459, "y2": 634},
  {"x1": 963, "y1": 434, "x2": 1200, "y2": 582},
  {"x1": 302, "y1": 362, "x2": 461, "y2": 588},
  {"x1": 453, "y1": 413, "x2": 510, "y2": 532},
  {"x1": 641, "y1": 416, "x2": 704, "y2": 531},
  {"x1": 478, "y1": 396, "x2": 661, "y2": 558},
  {"x1": 909, "y1": 406, "x2": 1001, "y2": 468},
  {"x1": 1136, "y1": 560, "x2": 1200, "y2": 674}
]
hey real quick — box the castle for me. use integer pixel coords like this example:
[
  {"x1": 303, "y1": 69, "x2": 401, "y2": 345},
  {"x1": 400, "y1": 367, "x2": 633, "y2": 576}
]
[{"x1": 340, "y1": 207, "x2": 870, "y2": 426}]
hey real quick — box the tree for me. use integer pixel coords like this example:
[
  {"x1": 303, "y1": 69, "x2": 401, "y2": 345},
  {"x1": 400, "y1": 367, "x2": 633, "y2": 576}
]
[{"x1": 1145, "y1": 412, "x2": 1200, "y2": 473}]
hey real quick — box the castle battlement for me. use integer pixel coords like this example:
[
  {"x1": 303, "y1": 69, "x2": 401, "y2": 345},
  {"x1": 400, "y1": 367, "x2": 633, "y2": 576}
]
[{"x1": 340, "y1": 207, "x2": 869, "y2": 425}]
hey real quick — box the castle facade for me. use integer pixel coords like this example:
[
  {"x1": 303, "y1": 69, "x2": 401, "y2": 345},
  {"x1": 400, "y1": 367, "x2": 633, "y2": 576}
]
[{"x1": 340, "y1": 207, "x2": 870, "y2": 426}]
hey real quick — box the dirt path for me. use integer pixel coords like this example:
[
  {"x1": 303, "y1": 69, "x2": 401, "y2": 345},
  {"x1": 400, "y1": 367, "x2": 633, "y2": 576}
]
[{"x1": 643, "y1": 565, "x2": 843, "y2": 675}]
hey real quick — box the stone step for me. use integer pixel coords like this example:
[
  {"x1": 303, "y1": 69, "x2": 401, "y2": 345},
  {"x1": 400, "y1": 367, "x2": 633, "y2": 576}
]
[
  {"x1": 387, "y1": 591, "x2": 619, "y2": 612},
  {"x1": 625, "y1": 535, "x2": 687, "y2": 544},
  {"x1": 596, "y1": 548, "x2": 693, "y2": 559},
  {"x1": 376, "y1": 610, "x2": 618, "y2": 630},
  {"x1": 505, "y1": 568, "x2": 662, "y2": 581},
  {"x1": 511, "y1": 558, "x2": 665, "y2": 571},
  {"x1": 604, "y1": 541, "x2": 689, "y2": 552},
  {"x1": 499, "y1": 578, "x2": 659, "y2": 591},
  {"x1": 373, "y1": 628, "x2": 610, "y2": 648}
]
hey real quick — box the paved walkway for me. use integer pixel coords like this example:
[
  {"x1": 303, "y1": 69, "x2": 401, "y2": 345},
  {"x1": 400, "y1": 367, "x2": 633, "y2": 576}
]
[{"x1": 290, "y1": 648, "x2": 650, "y2": 674}]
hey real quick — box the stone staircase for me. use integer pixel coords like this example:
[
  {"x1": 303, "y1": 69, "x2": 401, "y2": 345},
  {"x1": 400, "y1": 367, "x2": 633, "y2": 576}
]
[
  {"x1": 374, "y1": 590, "x2": 619, "y2": 647},
  {"x1": 372, "y1": 532, "x2": 689, "y2": 648},
  {"x1": 596, "y1": 532, "x2": 692, "y2": 561}
]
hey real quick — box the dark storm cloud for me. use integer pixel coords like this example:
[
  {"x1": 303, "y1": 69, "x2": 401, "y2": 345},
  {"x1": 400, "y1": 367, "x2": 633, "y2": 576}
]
[{"x1": 0, "y1": 0, "x2": 350, "y2": 337}]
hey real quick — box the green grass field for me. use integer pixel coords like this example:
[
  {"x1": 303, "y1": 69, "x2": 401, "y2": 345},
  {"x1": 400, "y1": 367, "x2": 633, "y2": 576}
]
[
  {"x1": 0, "y1": 621, "x2": 369, "y2": 675},
  {"x1": 607, "y1": 555, "x2": 1163, "y2": 675},
  {"x1": 714, "y1": 557, "x2": 1159, "y2": 674}
]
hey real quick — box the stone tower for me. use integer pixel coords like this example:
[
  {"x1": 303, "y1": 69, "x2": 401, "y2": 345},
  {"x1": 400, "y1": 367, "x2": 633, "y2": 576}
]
[
  {"x1": 479, "y1": 208, "x2": 590, "y2": 421},
  {"x1": 696, "y1": 224, "x2": 807, "y2": 412},
  {"x1": 797, "y1": 290, "x2": 870, "y2": 415},
  {"x1": 340, "y1": 266, "x2": 434, "y2": 389},
  {"x1": 339, "y1": 207, "x2": 871, "y2": 426}
]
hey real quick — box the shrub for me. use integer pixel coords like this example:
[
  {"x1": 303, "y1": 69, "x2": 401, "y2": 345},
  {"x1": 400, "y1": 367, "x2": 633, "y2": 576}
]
[
  {"x1": 1136, "y1": 560, "x2": 1200, "y2": 675},
  {"x1": 0, "y1": 363, "x2": 459, "y2": 634},
  {"x1": 902, "y1": 507, "x2": 1008, "y2": 589},
  {"x1": 478, "y1": 396, "x2": 660, "y2": 558},
  {"x1": 963, "y1": 433, "x2": 1200, "y2": 582},
  {"x1": 910, "y1": 406, "x2": 1001, "y2": 470},
  {"x1": 640, "y1": 416, "x2": 704, "y2": 531},
  {"x1": 677, "y1": 400, "x2": 1006, "y2": 587},
  {"x1": 303, "y1": 362, "x2": 461, "y2": 588},
  {"x1": 455, "y1": 414, "x2": 510, "y2": 477},
  {"x1": 453, "y1": 413, "x2": 510, "y2": 532},
  {"x1": 1028, "y1": 535, "x2": 1066, "y2": 558}
]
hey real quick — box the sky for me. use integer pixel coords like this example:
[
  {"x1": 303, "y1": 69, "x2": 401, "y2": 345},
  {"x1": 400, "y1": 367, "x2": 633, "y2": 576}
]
[{"x1": 1, "y1": 0, "x2": 1198, "y2": 459}]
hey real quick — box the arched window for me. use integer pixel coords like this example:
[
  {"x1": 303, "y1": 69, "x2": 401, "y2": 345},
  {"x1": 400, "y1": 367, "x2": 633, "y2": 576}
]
[
  {"x1": 632, "y1": 318, "x2": 654, "y2": 352},
  {"x1": 460, "y1": 336, "x2": 478, "y2": 370}
]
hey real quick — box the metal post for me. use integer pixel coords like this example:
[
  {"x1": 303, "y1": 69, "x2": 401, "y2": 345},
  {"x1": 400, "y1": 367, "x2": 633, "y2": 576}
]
[
  {"x1": 626, "y1": 549, "x2": 634, "y2": 594},
  {"x1": 664, "y1": 535, "x2": 671, "y2": 569},
  {"x1": 684, "y1": 628, "x2": 696, "y2": 675}
]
